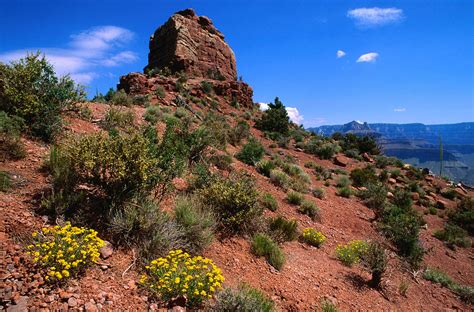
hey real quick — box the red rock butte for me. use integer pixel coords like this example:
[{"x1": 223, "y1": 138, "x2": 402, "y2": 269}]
[{"x1": 144, "y1": 8, "x2": 237, "y2": 81}]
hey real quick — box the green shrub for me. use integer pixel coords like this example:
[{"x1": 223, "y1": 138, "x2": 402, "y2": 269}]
[
  {"x1": 174, "y1": 107, "x2": 188, "y2": 119},
  {"x1": 358, "y1": 183, "x2": 387, "y2": 216},
  {"x1": 154, "y1": 86, "x2": 165, "y2": 99},
  {"x1": 256, "y1": 160, "x2": 276, "y2": 177},
  {"x1": 255, "y1": 97, "x2": 290, "y2": 135},
  {"x1": 174, "y1": 196, "x2": 216, "y2": 254},
  {"x1": 337, "y1": 186, "x2": 352, "y2": 198},
  {"x1": 209, "y1": 285, "x2": 275, "y2": 312},
  {"x1": 360, "y1": 241, "x2": 387, "y2": 288},
  {"x1": 282, "y1": 163, "x2": 304, "y2": 177},
  {"x1": 200, "y1": 81, "x2": 214, "y2": 94},
  {"x1": 433, "y1": 223, "x2": 471, "y2": 248},
  {"x1": 202, "y1": 113, "x2": 230, "y2": 150},
  {"x1": 209, "y1": 153, "x2": 233, "y2": 171},
  {"x1": 389, "y1": 169, "x2": 402, "y2": 178},
  {"x1": 111, "y1": 89, "x2": 133, "y2": 106},
  {"x1": 236, "y1": 138, "x2": 265, "y2": 165},
  {"x1": 312, "y1": 188, "x2": 325, "y2": 199},
  {"x1": 269, "y1": 169, "x2": 291, "y2": 189},
  {"x1": 286, "y1": 191, "x2": 304, "y2": 205},
  {"x1": 392, "y1": 188, "x2": 413, "y2": 211},
  {"x1": 448, "y1": 197, "x2": 473, "y2": 235},
  {"x1": 0, "y1": 52, "x2": 85, "y2": 141},
  {"x1": 143, "y1": 106, "x2": 162, "y2": 124},
  {"x1": 423, "y1": 268, "x2": 474, "y2": 303},
  {"x1": 269, "y1": 216, "x2": 298, "y2": 243},
  {"x1": 335, "y1": 240, "x2": 368, "y2": 266},
  {"x1": 228, "y1": 120, "x2": 250, "y2": 146},
  {"x1": 304, "y1": 140, "x2": 340, "y2": 159},
  {"x1": 350, "y1": 165, "x2": 378, "y2": 187},
  {"x1": 0, "y1": 111, "x2": 26, "y2": 160},
  {"x1": 0, "y1": 171, "x2": 12, "y2": 192},
  {"x1": 251, "y1": 233, "x2": 285, "y2": 270},
  {"x1": 320, "y1": 299, "x2": 339, "y2": 312},
  {"x1": 132, "y1": 94, "x2": 150, "y2": 106},
  {"x1": 336, "y1": 176, "x2": 350, "y2": 188},
  {"x1": 298, "y1": 200, "x2": 320, "y2": 221},
  {"x1": 304, "y1": 161, "x2": 318, "y2": 169},
  {"x1": 261, "y1": 193, "x2": 278, "y2": 212},
  {"x1": 301, "y1": 228, "x2": 326, "y2": 247},
  {"x1": 440, "y1": 188, "x2": 457, "y2": 200},
  {"x1": 197, "y1": 173, "x2": 261, "y2": 233},
  {"x1": 101, "y1": 107, "x2": 134, "y2": 130}
]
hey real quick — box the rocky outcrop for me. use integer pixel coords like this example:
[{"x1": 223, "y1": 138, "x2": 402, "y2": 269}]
[{"x1": 144, "y1": 8, "x2": 237, "y2": 81}]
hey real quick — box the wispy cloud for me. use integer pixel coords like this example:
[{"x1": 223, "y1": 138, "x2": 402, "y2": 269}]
[
  {"x1": 357, "y1": 52, "x2": 379, "y2": 63},
  {"x1": 0, "y1": 26, "x2": 137, "y2": 85},
  {"x1": 347, "y1": 7, "x2": 404, "y2": 28},
  {"x1": 257, "y1": 102, "x2": 269, "y2": 111},
  {"x1": 336, "y1": 50, "x2": 346, "y2": 58},
  {"x1": 394, "y1": 108, "x2": 406, "y2": 112},
  {"x1": 286, "y1": 107, "x2": 304, "y2": 125}
]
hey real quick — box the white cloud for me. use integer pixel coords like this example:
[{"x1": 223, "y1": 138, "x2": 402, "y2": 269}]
[
  {"x1": 286, "y1": 107, "x2": 304, "y2": 125},
  {"x1": 337, "y1": 50, "x2": 346, "y2": 58},
  {"x1": 356, "y1": 52, "x2": 379, "y2": 63},
  {"x1": 258, "y1": 102, "x2": 269, "y2": 111},
  {"x1": 394, "y1": 108, "x2": 406, "y2": 112},
  {"x1": 347, "y1": 7, "x2": 403, "y2": 27},
  {"x1": 0, "y1": 25, "x2": 136, "y2": 85}
]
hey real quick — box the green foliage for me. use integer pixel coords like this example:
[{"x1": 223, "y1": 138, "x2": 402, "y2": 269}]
[
  {"x1": 286, "y1": 191, "x2": 304, "y2": 205},
  {"x1": 304, "y1": 161, "x2": 318, "y2": 169},
  {"x1": 335, "y1": 240, "x2": 368, "y2": 266},
  {"x1": 143, "y1": 106, "x2": 162, "y2": 124},
  {"x1": 200, "y1": 81, "x2": 214, "y2": 94},
  {"x1": 269, "y1": 216, "x2": 298, "y2": 243},
  {"x1": 132, "y1": 94, "x2": 150, "y2": 106},
  {"x1": 320, "y1": 299, "x2": 339, "y2": 312},
  {"x1": 209, "y1": 285, "x2": 275, "y2": 312},
  {"x1": 110, "y1": 89, "x2": 133, "y2": 106},
  {"x1": 440, "y1": 188, "x2": 457, "y2": 200},
  {"x1": 337, "y1": 186, "x2": 353, "y2": 198},
  {"x1": 301, "y1": 228, "x2": 326, "y2": 247},
  {"x1": 433, "y1": 223, "x2": 471, "y2": 248},
  {"x1": 358, "y1": 183, "x2": 387, "y2": 216},
  {"x1": 0, "y1": 52, "x2": 85, "y2": 141},
  {"x1": 336, "y1": 176, "x2": 350, "y2": 188},
  {"x1": 304, "y1": 139, "x2": 340, "y2": 159},
  {"x1": 269, "y1": 169, "x2": 291, "y2": 190},
  {"x1": 174, "y1": 195, "x2": 216, "y2": 254},
  {"x1": 350, "y1": 165, "x2": 378, "y2": 187},
  {"x1": 202, "y1": 113, "x2": 230, "y2": 150},
  {"x1": 335, "y1": 133, "x2": 380, "y2": 155},
  {"x1": 298, "y1": 200, "x2": 320, "y2": 221},
  {"x1": 236, "y1": 138, "x2": 265, "y2": 165},
  {"x1": 251, "y1": 233, "x2": 285, "y2": 270},
  {"x1": 228, "y1": 120, "x2": 250, "y2": 146},
  {"x1": 0, "y1": 171, "x2": 12, "y2": 192},
  {"x1": 101, "y1": 107, "x2": 134, "y2": 131},
  {"x1": 448, "y1": 197, "x2": 474, "y2": 235},
  {"x1": 392, "y1": 188, "x2": 413, "y2": 211},
  {"x1": 209, "y1": 153, "x2": 233, "y2": 171},
  {"x1": 197, "y1": 173, "x2": 261, "y2": 233},
  {"x1": 256, "y1": 160, "x2": 276, "y2": 177},
  {"x1": 154, "y1": 86, "x2": 165, "y2": 99},
  {"x1": 174, "y1": 107, "x2": 188, "y2": 119},
  {"x1": 423, "y1": 268, "x2": 474, "y2": 303},
  {"x1": 261, "y1": 193, "x2": 278, "y2": 212},
  {"x1": 255, "y1": 97, "x2": 290, "y2": 135},
  {"x1": 360, "y1": 241, "x2": 387, "y2": 288},
  {"x1": 0, "y1": 111, "x2": 26, "y2": 160},
  {"x1": 312, "y1": 187, "x2": 325, "y2": 199}
]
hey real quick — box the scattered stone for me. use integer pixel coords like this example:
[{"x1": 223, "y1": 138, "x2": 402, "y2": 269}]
[
  {"x1": 388, "y1": 178, "x2": 397, "y2": 184},
  {"x1": 68, "y1": 297, "x2": 78, "y2": 307},
  {"x1": 6, "y1": 296, "x2": 28, "y2": 312},
  {"x1": 99, "y1": 241, "x2": 113, "y2": 259},
  {"x1": 84, "y1": 302, "x2": 98, "y2": 312}
]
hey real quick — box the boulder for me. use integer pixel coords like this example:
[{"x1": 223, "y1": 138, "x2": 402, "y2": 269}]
[
  {"x1": 436, "y1": 199, "x2": 448, "y2": 209},
  {"x1": 144, "y1": 8, "x2": 237, "y2": 81},
  {"x1": 99, "y1": 241, "x2": 113, "y2": 259},
  {"x1": 118, "y1": 72, "x2": 149, "y2": 94},
  {"x1": 334, "y1": 155, "x2": 349, "y2": 167}
]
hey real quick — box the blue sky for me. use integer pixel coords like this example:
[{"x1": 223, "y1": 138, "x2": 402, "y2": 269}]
[{"x1": 1, "y1": 0, "x2": 473, "y2": 126}]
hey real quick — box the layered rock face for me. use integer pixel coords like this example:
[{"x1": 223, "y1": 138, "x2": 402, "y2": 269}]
[{"x1": 144, "y1": 8, "x2": 237, "y2": 81}]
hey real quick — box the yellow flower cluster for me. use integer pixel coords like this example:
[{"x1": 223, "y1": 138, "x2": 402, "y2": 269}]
[
  {"x1": 335, "y1": 239, "x2": 368, "y2": 266},
  {"x1": 302, "y1": 228, "x2": 326, "y2": 247},
  {"x1": 140, "y1": 250, "x2": 224, "y2": 307},
  {"x1": 27, "y1": 222, "x2": 104, "y2": 281}
]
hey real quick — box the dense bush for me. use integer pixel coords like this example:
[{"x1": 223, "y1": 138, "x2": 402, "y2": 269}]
[
  {"x1": 335, "y1": 240, "x2": 368, "y2": 266},
  {"x1": 392, "y1": 188, "x2": 413, "y2": 211},
  {"x1": 434, "y1": 223, "x2": 471, "y2": 248},
  {"x1": 101, "y1": 107, "x2": 134, "y2": 131},
  {"x1": 202, "y1": 113, "x2": 230, "y2": 150},
  {"x1": 0, "y1": 52, "x2": 85, "y2": 141},
  {"x1": 269, "y1": 169, "x2": 291, "y2": 190},
  {"x1": 197, "y1": 173, "x2": 261, "y2": 233},
  {"x1": 255, "y1": 97, "x2": 290, "y2": 135},
  {"x1": 155, "y1": 86, "x2": 165, "y2": 99},
  {"x1": 448, "y1": 197, "x2": 474, "y2": 235},
  {"x1": 236, "y1": 138, "x2": 265, "y2": 165},
  {"x1": 141, "y1": 250, "x2": 224, "y2": 307},
  {"x1": 0, "y1": 171, "x2": 12, "y2": 192},
  {"x1": 336, "y1": 133, "x2": 380, "y2": 155},
  {"x1": 298, "y1": 200, "x2": 320, "y2": 221},
  {"x1": 0, "y1": 111, "x2": 26, "y2": 160},
  {"x1": 174, "y1": 196, "x2": 216, "y2": 254},
  {"x1": 143, "y1": 106, "x2": 162, "y2": 124},
  {"x1": 286, "y1": 191, "x2": 304, "y2": 205},
  {"x1": 110, "y1": 89, "x2": 133, "y2": 106},
  {"x1": 360, "y1": 241, "x2": 387, "y2": 288},
  {"x1": 350, "y1": 165, "x2": 378, "y2": 187},
  {"x1": 358, "y1": 182, "x2": 387, "y2": 216},
  {"x1": 312, "y1": 187, "x2": 325, "y2": 199},
  {"x1": 260, "y1": 193, "x2": 278, "y2": 212},
  {"x1": 269, "y1": 216, "x2": 298, "y2": 243},
  {"x1": 256, "y1": 160, "x2": 276, "y2": 177},
  {"x1": 228, "y1": 120, "x2": 250, "y2": 146},
  {"x1": 336, "y1": 176, "x2": 350, "y2": 188},
  {"x1": 27, "y1": 222, "x2": 104, "y2": 281},
  {"x1": 209, "y1": 153, "x2": 233, "y2": 171},
  {"x1": 209, "y1": 285, "x2": 275, "y2": 312},
  {"x1": 304, "y1": 139, "x2": 340, "y2": 159},
  {"x1": 301, "y1": 228, "x2": 326, "y2": 247},
  {"x1": 251, "y1": 233, "x2": 285, "y2": 270},
  {"x1": 200, "y1": 81, "x2": 214, "y2": 94},
  {"x1": 337, "y1": 186, "x2": 352, "y2": 198}
]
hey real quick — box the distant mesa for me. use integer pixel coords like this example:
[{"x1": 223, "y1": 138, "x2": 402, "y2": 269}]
[{"x1": 144, "y1": 8, "x2": 237, "y2": 81}]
